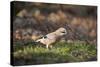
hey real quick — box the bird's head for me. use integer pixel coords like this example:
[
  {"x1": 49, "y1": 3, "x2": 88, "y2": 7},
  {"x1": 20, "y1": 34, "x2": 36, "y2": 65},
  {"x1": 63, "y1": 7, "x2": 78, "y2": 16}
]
[{"x1": 55, "y1": 27, "x2": 67, "y2": 36}]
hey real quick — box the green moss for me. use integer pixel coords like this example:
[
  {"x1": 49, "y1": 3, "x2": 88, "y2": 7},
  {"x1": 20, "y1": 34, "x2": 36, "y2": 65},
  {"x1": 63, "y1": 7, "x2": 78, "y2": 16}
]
[{"x1": 13, "y1": 41, "x2": 97, "y2": 65}]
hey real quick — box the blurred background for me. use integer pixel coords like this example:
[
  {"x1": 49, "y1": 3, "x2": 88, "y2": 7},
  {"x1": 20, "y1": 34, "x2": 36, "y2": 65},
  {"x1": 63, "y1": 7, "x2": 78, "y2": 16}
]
[{"x1": 12, "y1": 1, "x2": 97, "y2": 44}]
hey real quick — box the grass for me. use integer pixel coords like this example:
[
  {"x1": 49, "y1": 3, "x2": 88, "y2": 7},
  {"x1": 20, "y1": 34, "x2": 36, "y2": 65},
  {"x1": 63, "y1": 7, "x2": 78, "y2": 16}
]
[{"x1": 12, "y1": 41, "x2": 97, "y2": 66}]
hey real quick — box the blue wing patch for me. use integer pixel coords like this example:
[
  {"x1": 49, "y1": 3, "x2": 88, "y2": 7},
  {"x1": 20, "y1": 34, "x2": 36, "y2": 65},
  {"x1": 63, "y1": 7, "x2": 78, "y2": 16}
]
[{"x1": 43, "y1": 35, "x2": 47, "y2": 39}]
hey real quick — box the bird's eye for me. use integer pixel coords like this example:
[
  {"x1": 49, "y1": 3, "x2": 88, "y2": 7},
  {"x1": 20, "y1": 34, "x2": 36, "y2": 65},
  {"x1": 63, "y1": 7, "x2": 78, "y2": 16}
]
[{"x1": 61, "y1": 31, "x2": 65, "y2": 33}]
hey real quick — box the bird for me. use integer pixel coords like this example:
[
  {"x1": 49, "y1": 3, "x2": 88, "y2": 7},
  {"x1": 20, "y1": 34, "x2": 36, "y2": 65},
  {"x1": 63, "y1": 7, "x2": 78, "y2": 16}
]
[{"x1": 36, "y1": 27, "x2": 67, "y2": 49}]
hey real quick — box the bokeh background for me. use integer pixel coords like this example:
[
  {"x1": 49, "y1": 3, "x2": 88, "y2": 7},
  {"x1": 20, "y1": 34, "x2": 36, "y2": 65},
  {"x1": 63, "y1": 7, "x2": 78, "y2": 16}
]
[{"x1": 11, "y1": 1, "x2": 97, "y2": 66}]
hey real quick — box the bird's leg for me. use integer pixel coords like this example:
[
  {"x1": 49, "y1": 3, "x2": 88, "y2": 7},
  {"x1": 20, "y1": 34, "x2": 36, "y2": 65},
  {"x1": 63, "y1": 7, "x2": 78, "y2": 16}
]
[{"x1": 46, "y1": 44, "x2": 49, "y2": 49}]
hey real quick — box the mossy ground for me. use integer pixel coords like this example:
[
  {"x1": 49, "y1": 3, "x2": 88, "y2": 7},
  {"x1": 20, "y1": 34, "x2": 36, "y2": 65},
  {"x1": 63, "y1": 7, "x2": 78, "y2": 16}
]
[{"x1": 13, "y1": 41, "x2": 97, "y2": 66}]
